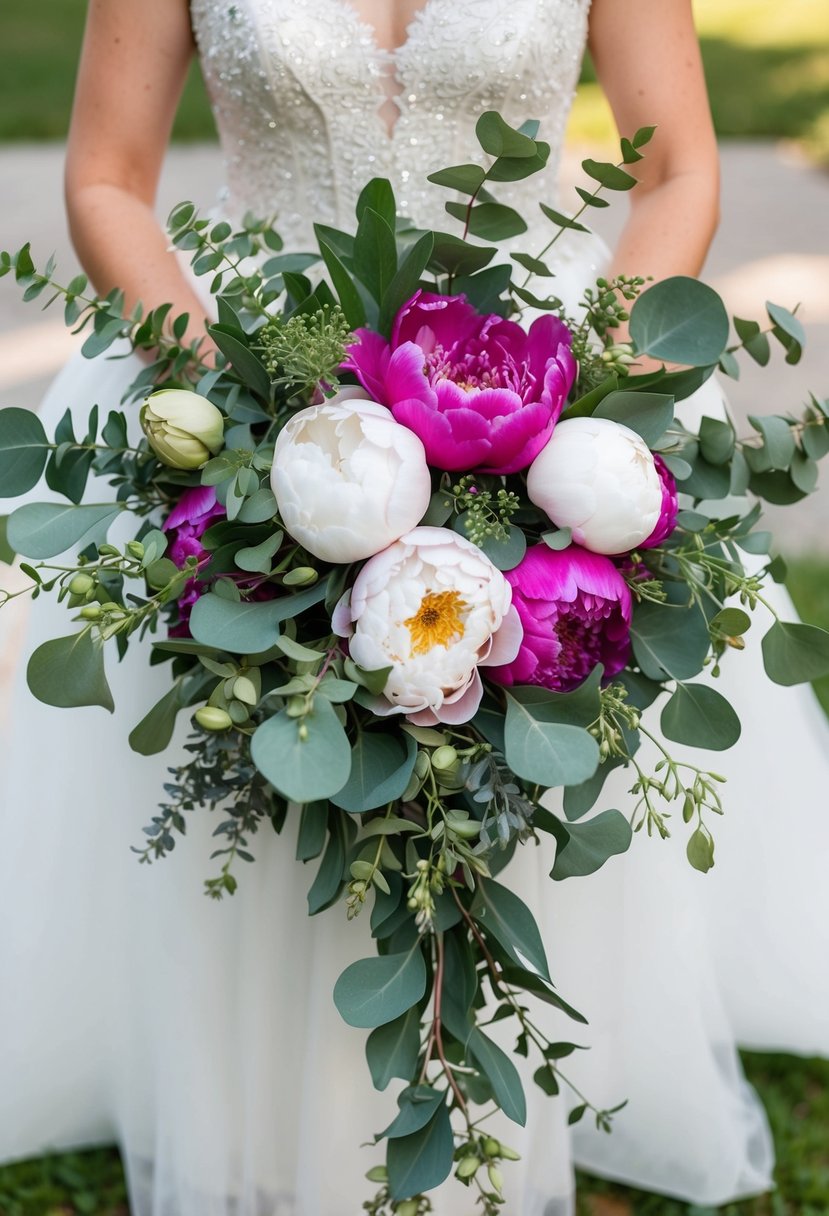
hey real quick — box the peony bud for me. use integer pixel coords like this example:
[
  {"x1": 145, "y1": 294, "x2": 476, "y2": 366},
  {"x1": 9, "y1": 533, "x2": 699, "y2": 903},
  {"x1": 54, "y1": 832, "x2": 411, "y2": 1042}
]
[
  {"x1": 271, "y1": 398, "x2": 432, "y2": 564},
  {"x1": 140, "y1": 388, "x2": 224, "y2": 470},
  {"x1": 195, "y1": 706, "x2": 233, "y2": 731},
  {"x1": 527, "y1": 416, "x2": 663, "y2": 555}
]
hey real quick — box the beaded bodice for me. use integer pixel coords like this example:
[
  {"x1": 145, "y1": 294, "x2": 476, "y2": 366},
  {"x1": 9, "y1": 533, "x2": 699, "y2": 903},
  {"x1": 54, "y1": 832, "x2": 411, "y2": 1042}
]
[{"x1": 191, "y1": 0, "x2": 593, "y2": 249}]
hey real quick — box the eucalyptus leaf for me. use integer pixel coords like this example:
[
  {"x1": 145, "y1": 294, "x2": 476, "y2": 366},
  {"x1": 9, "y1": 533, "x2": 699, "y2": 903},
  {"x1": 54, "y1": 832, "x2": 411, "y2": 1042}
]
[
  {"x1": 475, "y1": 111, "x2": 537, "y2": 158},
  {"x1": 762, "y1": 620, "x2": 829, "y2": 686},
  {"x1": 190, "y1": 579, "x2": 328, "y2": 654},
  {"x1": 365, "y1": 1006, "x2": 422, "y2": 1092},
  {"x1": 387, "y1": 1104, "x2": 454, "y2": 1201},
  {"x1": 334, "y1": 944, "x2": 427, "y2": 1028},
  {"x1": 630, "y1": 277, "x2": 729, "y2": 367},
  {"x1": 504, "y1": 694, "x2": 599, "y2": 789},
  {"x1": 331, "y1": 732, "x2": 417, "y2": 813},
  {"x1": 468, "y1": 1028, "x2": 527, "y2": 1126},
  {"x1": 631, "y1": 601, "x2": 710, "y2": 681},
  {"x1": 380, "y1": 1086, "x2": 445, "y2": 1140},
  {"x1": 593, "y1": 391, "x2": 674, "y2": 445},
  {"x1": 470, "y1": 878, "x2": 551, "y2": 980},
  {"x1": 251, "y1": 698, "x2": 351, "y2": 802},
  {"x1": 128, "y1": 682, "x2": 185, "y2": 755},
  {"x1": 661, "y1": 683, "x2": 741, "y2": 751},
  {"x1": 551, "y1": 810, "x2": 632, "y2": 880},
  {"x1": 27, "y1": 630, "x2": 114, "y2": 712},
  {"x1": 7, "y1": 502, "x2": 123, "y2": 559}
]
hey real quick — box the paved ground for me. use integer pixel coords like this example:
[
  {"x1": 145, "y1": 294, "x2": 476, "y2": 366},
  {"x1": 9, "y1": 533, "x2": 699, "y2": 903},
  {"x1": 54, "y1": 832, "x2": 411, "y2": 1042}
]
[{"x1": 1, "y1": 139, "x2": 828, "y2": 553}]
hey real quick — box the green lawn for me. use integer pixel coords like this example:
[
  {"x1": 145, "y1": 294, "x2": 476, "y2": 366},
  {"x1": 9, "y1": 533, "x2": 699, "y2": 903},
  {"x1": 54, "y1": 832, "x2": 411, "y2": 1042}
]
[{"x1": 1, "y1": 1, "x2": 828, "y2": 159}]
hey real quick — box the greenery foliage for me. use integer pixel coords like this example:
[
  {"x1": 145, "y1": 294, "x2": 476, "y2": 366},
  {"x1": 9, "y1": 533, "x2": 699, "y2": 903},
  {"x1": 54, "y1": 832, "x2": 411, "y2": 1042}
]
[{"x1": 2, "y1": 113, "x2": 829, "y2": 1213}]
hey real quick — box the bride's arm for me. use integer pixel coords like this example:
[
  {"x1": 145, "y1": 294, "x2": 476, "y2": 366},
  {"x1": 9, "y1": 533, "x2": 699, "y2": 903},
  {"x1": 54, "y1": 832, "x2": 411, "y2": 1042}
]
[
  {"x1": 587, "y1": 0, "x2": 720, "y2": 281},
  {"x1": 65, "y1": 0, "x2": 211, "y2": 346}
]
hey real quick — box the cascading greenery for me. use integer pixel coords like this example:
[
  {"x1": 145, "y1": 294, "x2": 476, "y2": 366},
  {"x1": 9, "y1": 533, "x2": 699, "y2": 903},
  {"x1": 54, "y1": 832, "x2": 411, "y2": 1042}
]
[{"x1": 2, "y1": 112, "x2": 829, "y2": 1212}]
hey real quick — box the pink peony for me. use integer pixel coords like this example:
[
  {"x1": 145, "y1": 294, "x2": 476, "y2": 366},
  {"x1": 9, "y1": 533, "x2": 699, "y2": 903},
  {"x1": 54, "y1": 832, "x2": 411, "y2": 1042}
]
[
  {"x1": 487, "y1": 544, "x2": 632, "y2": 692},
  {"x1": 162, "y1": 486, "x2": 225, "y2": 636},
  {"x1": 639, "y1": 453, "x2": 679, "y2": 548},
  {"x1": 344, "y1": 291, "x2": 576, "y2": 475}
]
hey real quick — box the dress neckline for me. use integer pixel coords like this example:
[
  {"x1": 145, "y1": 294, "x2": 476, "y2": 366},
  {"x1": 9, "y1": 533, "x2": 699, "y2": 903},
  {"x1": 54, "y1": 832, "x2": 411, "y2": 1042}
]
[
  {"x1": 332, "y1": 0, "x2": 440, "y2": 138},
  {"x1": 335, "y1": 0, "x2": 437, "y2": 59}
]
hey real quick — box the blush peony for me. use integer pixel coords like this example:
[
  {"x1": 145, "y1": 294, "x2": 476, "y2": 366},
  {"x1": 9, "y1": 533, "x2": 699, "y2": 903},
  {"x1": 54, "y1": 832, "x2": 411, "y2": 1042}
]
[{"x1": 332, "y1": 526, "x2": 523, "y2": 725}]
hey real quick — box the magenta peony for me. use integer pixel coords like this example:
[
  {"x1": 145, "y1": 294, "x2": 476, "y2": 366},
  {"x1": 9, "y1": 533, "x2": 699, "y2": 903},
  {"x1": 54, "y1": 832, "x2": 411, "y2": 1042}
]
[
  {"x1": 163, "y1": 486, "x2": 225, "y2": 636},
  {"x1": 640, "y1": 452, "x2": 679, "y2": 548},
  {"x1": 487, "y1": 544, "x2": 633, "y2": 692},
  {"x1": 344, "y1": 290, "x2": 576, "y2": 475}
]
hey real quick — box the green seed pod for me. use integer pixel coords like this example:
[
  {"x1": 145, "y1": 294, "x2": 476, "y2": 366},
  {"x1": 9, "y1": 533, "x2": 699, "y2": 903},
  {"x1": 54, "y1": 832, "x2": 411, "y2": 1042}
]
[
  {"x1": 68, "y1": 572, "x2": 95, "y2": 597},
  {"x1": 499, "y1": 1143, "x2": 521, "y2": 1162},
  {"x1": 431, "y1": 744, "x2": 459, "y2": 772},
  {"x1": 456, "y1": 1155, "x2": 481, "y2": 1180},
  {"x1": 487, "y1": 1164, "x2": 504, "y2": 1194},
  {"x1": 194, "y1": 706, "x2": 233, "y2": 731},
  {"x1": 79, "y1": 603, "x2": 102, "y2": 620},
  {"x1": 283, "y1": 566, "x2": 317, "y2": 587}
]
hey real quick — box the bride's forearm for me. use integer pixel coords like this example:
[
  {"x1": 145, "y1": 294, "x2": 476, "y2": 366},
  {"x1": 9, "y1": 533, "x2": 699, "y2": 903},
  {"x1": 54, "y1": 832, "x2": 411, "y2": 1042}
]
[
  {"x1": 607, "y1": 170, "x2": 720, "y2": 284},
  {"x1": 66, "y1": 182, "x2": 212, "y2": 348}
]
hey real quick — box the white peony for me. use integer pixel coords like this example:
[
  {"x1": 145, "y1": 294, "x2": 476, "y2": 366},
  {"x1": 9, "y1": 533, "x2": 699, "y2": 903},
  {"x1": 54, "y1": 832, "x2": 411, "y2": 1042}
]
[
  {"x1": 270, "y1": 397, "x2": 432, "y2": 564},
  {"x1": 332, "y1": 526, "x2": 523, "y2": 725},
  {"x1": 527, "y1": 416, "x2": 663, "y2": 555},
  {"x1": 140, "y1": 388, "x2": 225, "y2": 470}
]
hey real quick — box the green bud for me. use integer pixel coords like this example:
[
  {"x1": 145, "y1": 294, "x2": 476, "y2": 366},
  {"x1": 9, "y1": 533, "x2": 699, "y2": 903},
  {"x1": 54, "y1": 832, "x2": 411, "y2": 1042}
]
[
  {"x1": 126, "y1": 541, "x2": 145, "y2": 560},
  {"x1": 487, "y1": 1164, "x2": 504, "y2": 1194},
  {"x1": 431, "y1": 745, "x2": 459, "y2": 772},
  {"x1": 286, "y1": 695, "x2": 307, "y2": 718},
  {"x1": 456, "y1": 1155, "x2": 481, "y2": 1180},
  {"x1": 499, "y1": 1143, "x2": 521, "y2": 1162},
  {"x1": 195, "y1": 706, "x2": 233, "y2": 731},
  {"x1": 396, "y1": 1202, "x2": 419, "y2": 1216},
  {"x1": 483, "y1": 1137, "x2": 500, "y2": 1158},
  {"x1": 97, "y1": 544, "x2": 120, "y2": 557},
  {"x1": 68, "y1": 573, "x2": 95, "y2": 596},
  {"x1": 283, "y1": 566, "x2": 317, "y2": 587},
  {"x1": 365, "y1": 1165, "x2": 388, "y2": 1184},
  {"x1": 298, "y1": 722, "x2": 309, "y2": 742},
  {"x1": 79, "y1": 603, "x2": 102, "y2": 620}
]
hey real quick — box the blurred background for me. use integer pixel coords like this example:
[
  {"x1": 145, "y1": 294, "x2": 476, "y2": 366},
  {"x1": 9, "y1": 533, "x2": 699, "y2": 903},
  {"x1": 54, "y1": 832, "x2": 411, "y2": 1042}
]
[{"x1": 0, "y1": 1, "x2": 827, "y2": 1213}]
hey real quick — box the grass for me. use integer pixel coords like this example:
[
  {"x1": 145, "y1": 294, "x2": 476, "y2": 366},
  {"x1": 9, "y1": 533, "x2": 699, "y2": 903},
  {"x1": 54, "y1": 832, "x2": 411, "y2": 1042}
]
[
  {"x1": 568, "y1": 0, "x2": 829, "y2": 157},
  {"x1": 0, "y1": 1, "x2": 828, "y2": 157},
  {"x1": 0, "y1": 562, "x2": 826, "y2": 1214}
]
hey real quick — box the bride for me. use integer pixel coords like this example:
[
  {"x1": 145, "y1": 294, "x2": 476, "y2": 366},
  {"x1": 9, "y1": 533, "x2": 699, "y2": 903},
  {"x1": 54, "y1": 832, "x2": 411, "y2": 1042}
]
[{"x1": 2, "y1": 1, "x2": 828, "y2": 1213}]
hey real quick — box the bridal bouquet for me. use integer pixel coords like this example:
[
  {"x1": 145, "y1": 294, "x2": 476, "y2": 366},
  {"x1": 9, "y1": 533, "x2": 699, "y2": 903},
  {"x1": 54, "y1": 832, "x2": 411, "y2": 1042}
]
[{"x1": 3, "y1": 114, "x2": 829, "y2": 1212}]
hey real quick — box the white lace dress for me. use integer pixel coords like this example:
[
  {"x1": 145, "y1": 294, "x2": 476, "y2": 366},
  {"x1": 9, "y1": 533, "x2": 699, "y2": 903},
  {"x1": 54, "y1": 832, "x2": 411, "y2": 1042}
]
[{"x1": 2, "y1": 3, "x2": 828, "y2": 1214}]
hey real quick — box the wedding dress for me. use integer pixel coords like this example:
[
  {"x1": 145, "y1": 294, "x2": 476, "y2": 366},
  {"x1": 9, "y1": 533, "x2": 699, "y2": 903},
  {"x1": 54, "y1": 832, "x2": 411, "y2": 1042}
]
[{"x1": 2, "y1": 2, "x2": 828, "y2": 1214}]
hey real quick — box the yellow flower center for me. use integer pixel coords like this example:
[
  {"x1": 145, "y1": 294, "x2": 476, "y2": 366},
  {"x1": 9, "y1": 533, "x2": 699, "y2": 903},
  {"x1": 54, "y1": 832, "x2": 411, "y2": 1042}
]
[{"x1": 405, "y1": 590, "x2": 467, "y2": 655}]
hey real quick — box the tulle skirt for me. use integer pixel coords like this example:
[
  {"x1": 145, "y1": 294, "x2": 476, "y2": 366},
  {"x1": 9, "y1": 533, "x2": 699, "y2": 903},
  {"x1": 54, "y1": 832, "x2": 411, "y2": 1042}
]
[{"x1": 1, "y1": 332, "x2": 828, "y2": 1216}]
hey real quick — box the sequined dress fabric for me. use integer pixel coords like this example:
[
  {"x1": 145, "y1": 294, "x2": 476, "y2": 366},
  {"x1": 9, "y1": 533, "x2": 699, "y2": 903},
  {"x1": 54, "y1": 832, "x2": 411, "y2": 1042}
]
[
  {"x1": 5, "y1": 3, "x2": 829, "y2": 1215},
  {"x1": 191, "y1": 0, "x2": 589, "y2": 252}
]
